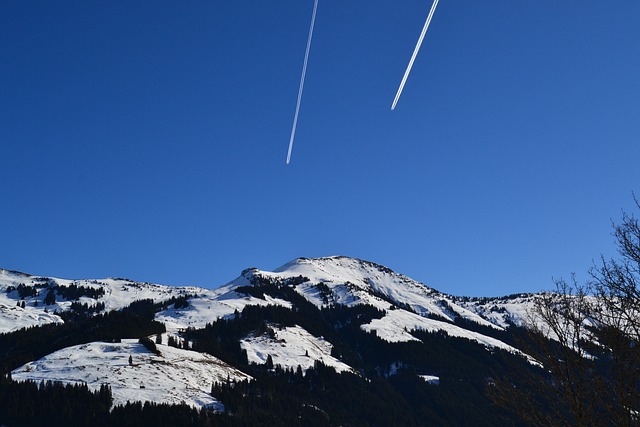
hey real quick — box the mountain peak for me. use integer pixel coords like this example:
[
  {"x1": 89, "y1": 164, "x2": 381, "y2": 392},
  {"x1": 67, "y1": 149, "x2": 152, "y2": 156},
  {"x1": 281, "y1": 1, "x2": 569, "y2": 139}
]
[
  {"x1": 272, "y1": 255, "x2": 422, "y2": 288},
  {"x1": 275, "y1": 256, "x2": 397, "y2": 276},
  {"x1": 230, "y1": 256, "x2": 444, "y2": 318},
  {"x1": 227, "y1": 256, "x2": 533, "y2": 334}
]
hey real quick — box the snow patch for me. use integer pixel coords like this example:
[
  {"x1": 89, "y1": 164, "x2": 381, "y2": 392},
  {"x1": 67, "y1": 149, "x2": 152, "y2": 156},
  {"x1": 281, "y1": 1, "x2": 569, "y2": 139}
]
[{"x1": 419, "y1": 375, "x2": 440, "y2": 385}]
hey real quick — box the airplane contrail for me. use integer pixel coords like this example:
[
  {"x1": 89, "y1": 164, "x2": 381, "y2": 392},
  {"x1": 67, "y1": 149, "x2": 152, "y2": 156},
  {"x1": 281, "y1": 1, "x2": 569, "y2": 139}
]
[
  {"x1": 286, "y1": 0, "x2": 319, "y2": 165},
  {"x1": 391, "y1": 0, "x2": 440, "y2": 111}
]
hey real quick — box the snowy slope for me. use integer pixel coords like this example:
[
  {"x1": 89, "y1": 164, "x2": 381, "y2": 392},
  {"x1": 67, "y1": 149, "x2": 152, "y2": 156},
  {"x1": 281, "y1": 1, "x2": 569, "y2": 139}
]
[
  {"x1": 0, "y1": 300, "x2": 64, "y2": 334},
  {"x1": 360, "y1": 309, "x2": 538, "y2": 365},
  {"x1": 228, "y1": 257, "x2": 536, "y2": 356},
  {"x1": 0, "y1": 267, "x2": 295, "y2": 335},
  {"x1": 450, "y1": 294, "x2": 539, "y2": 329},
  {"x1": 0, "y1": 268, "x2": 200, "y2": 333},
  {"x1": 240, "y1": 325, "x2": 353, "y2": 373},
  {"x1": 241, "y1": 257, "x2": 531, "y2": 329},
  {"x1": 11, "y1": 339, "x2": 251, "y2": 409},
  {"x1": 0, "y1": 269, "x2": 64, "y2": 332},
  {"x1": 156, "y1": 289, "x2": 291, "y2": 333}
]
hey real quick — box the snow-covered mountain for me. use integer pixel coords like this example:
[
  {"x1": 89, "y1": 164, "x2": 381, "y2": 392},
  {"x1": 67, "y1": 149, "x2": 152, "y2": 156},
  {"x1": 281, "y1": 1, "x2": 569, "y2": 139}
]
[
  {"x1": 0, "y1": 257, "x2": 543, "y2": 411},
  {"x1": 223, "y1": 257, "x2": 538, "y2": 362},
  {"x1": 229, "y1": 256, "x2": 537, "y2": 329}
]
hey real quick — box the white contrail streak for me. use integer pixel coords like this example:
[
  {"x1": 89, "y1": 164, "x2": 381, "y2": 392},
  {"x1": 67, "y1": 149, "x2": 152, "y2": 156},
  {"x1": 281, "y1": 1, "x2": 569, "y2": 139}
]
[
  {"x1": 286, "y1": 0, "x2": 319, "y2": 165},
  {"x1": 391, "y1": 0, "x2": 440, "y2": 110}
]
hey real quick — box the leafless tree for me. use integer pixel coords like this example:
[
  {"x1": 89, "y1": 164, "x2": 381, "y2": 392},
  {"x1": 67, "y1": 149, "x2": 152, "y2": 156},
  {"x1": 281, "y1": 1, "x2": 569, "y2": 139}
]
[
  {"x1": 492, "y1": 199, "x2": 640, "y2": 426},
  {"x1": 587, "y1": 198, "x2": 640, "y2": 426}
]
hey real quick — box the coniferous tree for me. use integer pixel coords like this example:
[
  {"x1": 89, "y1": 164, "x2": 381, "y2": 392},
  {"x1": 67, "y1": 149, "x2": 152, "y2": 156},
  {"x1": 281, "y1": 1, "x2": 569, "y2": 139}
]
[
  {"x1": 266, "y1": 354, "x2": 274, "y2": 369},
  {"x1": 44, "y1": 289, "x2": 56, "y2": 306}
]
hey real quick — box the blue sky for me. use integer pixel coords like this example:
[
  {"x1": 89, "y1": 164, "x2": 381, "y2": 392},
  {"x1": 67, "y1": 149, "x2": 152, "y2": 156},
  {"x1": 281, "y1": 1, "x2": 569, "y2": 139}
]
[{"x1": 2, "y1": 1, "x2": 639, "y2": 296}]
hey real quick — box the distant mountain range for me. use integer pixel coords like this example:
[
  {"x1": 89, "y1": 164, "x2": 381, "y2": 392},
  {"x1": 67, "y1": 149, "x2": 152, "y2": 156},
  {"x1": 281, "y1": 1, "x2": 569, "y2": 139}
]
[{"x1": 0, "y1": 256, "x2": 553, "y2": 426}]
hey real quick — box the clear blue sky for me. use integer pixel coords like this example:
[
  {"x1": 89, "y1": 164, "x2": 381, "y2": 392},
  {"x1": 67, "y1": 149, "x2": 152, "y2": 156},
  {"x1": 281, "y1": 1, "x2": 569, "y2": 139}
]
[{"x1": 2, "y1": 1, "x2": 639, "y2": 296}]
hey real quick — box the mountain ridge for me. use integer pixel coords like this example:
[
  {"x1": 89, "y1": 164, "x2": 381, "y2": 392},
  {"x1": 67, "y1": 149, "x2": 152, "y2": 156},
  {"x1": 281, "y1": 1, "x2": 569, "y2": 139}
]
[{"x1": 1, "y1": 255, "x2": 544, "y2": 423}]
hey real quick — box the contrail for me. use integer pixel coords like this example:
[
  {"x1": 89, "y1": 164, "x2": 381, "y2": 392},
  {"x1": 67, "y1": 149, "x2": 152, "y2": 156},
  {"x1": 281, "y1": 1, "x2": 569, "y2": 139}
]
[
  {"x1": 391, "y1": 0, "x2": 440, "y2": 110},
  {"x1": 286, "y1": 0, "x2": 319, "y2": 165}
]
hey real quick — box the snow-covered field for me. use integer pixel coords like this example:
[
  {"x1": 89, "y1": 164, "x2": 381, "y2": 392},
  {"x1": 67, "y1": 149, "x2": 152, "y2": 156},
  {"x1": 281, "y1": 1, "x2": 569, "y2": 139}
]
[{"x1": 11, "y1": 339, "x2": 251, "y2": 409}]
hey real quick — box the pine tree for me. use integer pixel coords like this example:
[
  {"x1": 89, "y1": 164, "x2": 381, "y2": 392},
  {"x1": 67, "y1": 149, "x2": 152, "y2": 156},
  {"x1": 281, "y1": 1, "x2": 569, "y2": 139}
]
[
  {"x1": 266, "y1": 354, "x2": 274, "y2": 369},
  {"x1": 44, "y1": 289, "x2": 56, "y2": 305}
]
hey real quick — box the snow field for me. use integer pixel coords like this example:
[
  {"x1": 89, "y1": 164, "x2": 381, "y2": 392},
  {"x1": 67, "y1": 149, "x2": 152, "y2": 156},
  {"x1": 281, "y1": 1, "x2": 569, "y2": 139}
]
[{"x1": 11, "y1": 339, "x2": 251, "y2": 410}]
